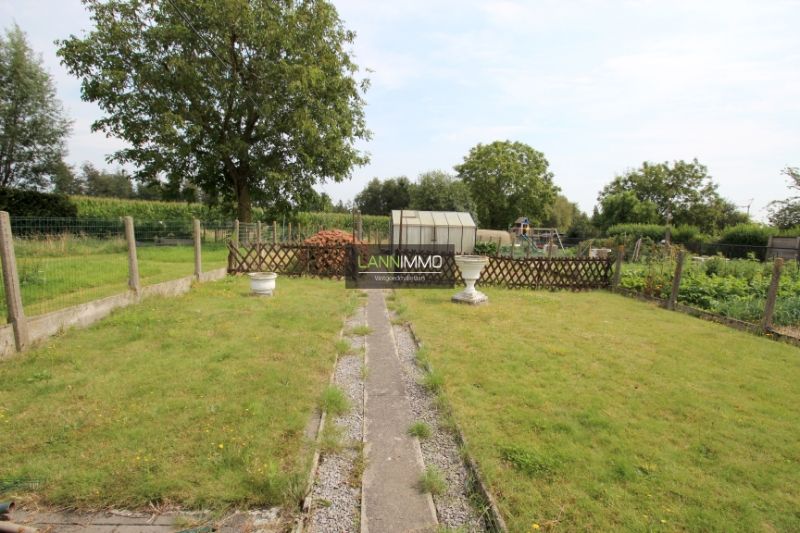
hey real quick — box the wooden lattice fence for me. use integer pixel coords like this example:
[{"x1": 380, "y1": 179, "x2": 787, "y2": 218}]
[{"x1": 228, "y1": 243, "x2": 613, "y2": 289}]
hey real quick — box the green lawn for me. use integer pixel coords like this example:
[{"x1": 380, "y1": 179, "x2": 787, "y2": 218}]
[
  {"x1": 396, "y1": 288, "x2": 800, "y2": 532},
  {"x1": 4, "y1": 241, "x2": 228, "y2": 320},
  {"x1": 0, "y1": 276, "x2": 353, "y2": 509}
]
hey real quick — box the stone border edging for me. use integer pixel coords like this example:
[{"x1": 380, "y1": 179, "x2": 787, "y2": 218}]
[{"x1": 403, "y1": 320, "x2": 508, "y2": 533}]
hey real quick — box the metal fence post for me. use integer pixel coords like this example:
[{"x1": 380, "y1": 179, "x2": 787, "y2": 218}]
[
  {"x1": 124, "y1": 216, "x2": 141, "y2": 297},
  {"x1": 667, "y1": 249, "x2": 685, "y2": 310},
  {"x1": 763, "y1": 258, "x2": 784, "y2": 332},
  {"x1": 0, "y1": 211, "x2": 29, "y2": 351},
  {"x1": 612, "y1": 245, "x2": 624, "y2": 289},
  {"x1": 193, "y1": 218, "x2": 202, "y2": 279}
]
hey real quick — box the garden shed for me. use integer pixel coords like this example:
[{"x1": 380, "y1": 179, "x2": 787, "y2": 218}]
[{"x1": 390, "y1": 210, "x2": 477, "y2": 253}]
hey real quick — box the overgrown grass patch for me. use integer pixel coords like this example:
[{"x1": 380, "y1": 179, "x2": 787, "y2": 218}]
[
  {"x1": 319, "y1": 386, "x2": 350, "y2": 417},
  {"x1": 418, "y1": 466, "x2": 447, "y2": 496},
  {"x1": 0, "y1": 277, "x2": 350, "y2": 509},
  {"x1": 408, "y1": 421, "x2": 432, "y2": 439},
  {"x1": 397, "y1": 287, "x2": 800, "y2": 532}
]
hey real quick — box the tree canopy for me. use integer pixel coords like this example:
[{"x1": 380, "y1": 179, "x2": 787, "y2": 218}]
[
  {"x1": 58, "y1": 0, "x2": 369, "y2": 222},
  {"x1": 353, "y1": 176, "x2": 412, "y2": 215},
  {"x1": 408, "y1": 171, "x2": 475, "y2": 217},
  {"x1": 768, "y1": 166, "x2": 800, "y2": 229},
  {"x1": 0, "y1": 24, "x2": 71, "y2": 189},
  {"x1": 455, "y1": 141, "x2": 558, "y2": 229},
  {"x1": 595, "y1": 159, "x2": 747, "y2": 232}
]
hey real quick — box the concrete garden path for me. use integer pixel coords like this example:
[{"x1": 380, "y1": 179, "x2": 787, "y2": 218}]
[{"x1": 361, "y1": 290, "x2": 437, "y2": 532}]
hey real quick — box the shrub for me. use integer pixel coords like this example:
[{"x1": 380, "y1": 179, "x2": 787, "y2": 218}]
[
  {"x1": 0, "y1": 188, "x2": 77, "y2": 217},
  {"x1": 670, "y1": 225, "x2": 708, "y2": 246},
  {"x1": 473, "y1": 241, "x2": 498, "y2": 255},
  {"x1": 606, "y1": 223, "x2": 666, "y2": 242},
  {"x1": 716, "y1": 224, "x2": 779, "y2": 259}
]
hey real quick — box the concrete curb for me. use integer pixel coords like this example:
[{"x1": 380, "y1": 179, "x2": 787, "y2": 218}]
[{"x1": 403, "y1": 319, "x2": 508, "y2": 533}]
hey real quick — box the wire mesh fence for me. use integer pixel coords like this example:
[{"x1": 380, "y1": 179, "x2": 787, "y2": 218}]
[
  {"x1": 617, "y1": 248, "x2": 800, "y2": 336},
  {"x1": 0, "y1": 217, "x2": 241, "y2": 325}
]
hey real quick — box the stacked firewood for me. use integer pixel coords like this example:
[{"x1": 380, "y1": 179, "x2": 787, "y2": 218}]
[{"x1": 301, "y1": 229, "x2": 363, "y2": 275}]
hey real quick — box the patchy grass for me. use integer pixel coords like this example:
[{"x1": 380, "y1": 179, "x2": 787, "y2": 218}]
[
  {"x1": 348, "y1": 325, "x2": 372, "y2": 337},
  {"x1": 319, "y1": 386, "x2": 350, "y2": 417},
  {"x1": 418, "y1": 466, "x2": 447, "y2": 496},
  {"x1": 397, "y1": 287, "x2": 800, "y2": 532},
  {"x1": 408, "y1": 421, "x2": 432, "y2": 440},
  {"x1": 0, "y1": 277, "x2": 352, "y2": 509}
]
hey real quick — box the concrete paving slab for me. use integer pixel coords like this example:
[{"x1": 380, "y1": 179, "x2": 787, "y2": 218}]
[{"x1": 361, "y1": 290, "x2": 437, "y2": 533}]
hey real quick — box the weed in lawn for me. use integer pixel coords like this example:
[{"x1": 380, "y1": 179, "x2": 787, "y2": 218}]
[
  {"x1": 422, "y1": 370, "x2": 444, "y2": 394},
  {"x1": 349, "y1": 442, "x2": 366, "y2": 487},
  {"x1": 500, "y1": 445, "x2": 560, "y2": 479},
  {"x1": 348, "y1": 325, "x2": 372, "y2": 336},
  {"x1": 320, "y1": 423, "x2": 345, "y2": 455},
  {"x1": 319, "y1": 386, "x2": 350, "y2": 417},
  {"x1": 334, "y1": 339, "x2": 352, "y2": 356},
  {"x1": 408, "y1": 421, "x2": 432, "y2": 439},
  {"x1": 418, "y1": 466, "x2": 447, "y2": 496}
]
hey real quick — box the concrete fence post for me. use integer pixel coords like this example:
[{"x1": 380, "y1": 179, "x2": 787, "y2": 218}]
[
  {"x1": 667, "y1": 249, "x2": 685, "y2": 310},
  {"x1": 612, "y1": 245, "x2": 624, "y2": 289},
  {"x1": 256, "y1": 221, "x2": 262, "y2": 244},
  {"x1": 124, "y1": 216, "x2": 141, "y2": 297},
  {"x1": 193, "y1": 218, "x2": 202, "y2": 279},
  {"x1": 763, "y1": 258, "x2": 784, "y2": 332},
  {"x1": 0, "y1": 211, "x2": 29, "y2": 351},
  {"x1": 272, "y1": 221, "x2": 277, "y2": 244},
  {"x1": 357, "y1": 210, "x2": 363, "y2": 241},
  {"x1": 233, "y1": 219, "x2": 240, "y2": 247}
]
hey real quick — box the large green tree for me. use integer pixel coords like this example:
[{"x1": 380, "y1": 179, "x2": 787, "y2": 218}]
[
  {"x1": 0, "y1": 25, "x2": 71, "y2": 189},
  {"x1": 354, "y1": 176, "x2": 412, "y2": 215},
  {"x1": 768, "y1": 166, "x2": 800, "y2": 229},
  {"x1": 596, "y1": 159, "x2": 747, "y2": 232},
  {"x1": 455, "y1": 141, "x2": 558, "y2": 229},
  {"x1": 58, "y1": 0, "x2": 369, "y2": 221},
  {"x1": 408, "y1": 171, "x2": 475, "y2": 216}
]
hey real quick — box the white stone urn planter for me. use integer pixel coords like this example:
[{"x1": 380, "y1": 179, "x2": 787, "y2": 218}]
[
  {"x1": 453, "y1": 255, "x2": 490, "y2": 305},
  {"x1": 248, "y1": 272, "x2": 278, "y2": 296}
]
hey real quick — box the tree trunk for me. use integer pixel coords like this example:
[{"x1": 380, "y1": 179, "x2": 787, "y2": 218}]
[{"x1": 235, "y1": 177, "x2": 252, "y2": 222}]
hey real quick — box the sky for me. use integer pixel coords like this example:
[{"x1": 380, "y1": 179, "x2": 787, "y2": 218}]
[{"x1": 2, "y1": 0, "x2": 799, "y2": 221}]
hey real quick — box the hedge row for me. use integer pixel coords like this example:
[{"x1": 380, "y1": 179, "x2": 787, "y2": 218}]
[{"x1": 0, "y1": 188, "x2": 77, "y2": 217}]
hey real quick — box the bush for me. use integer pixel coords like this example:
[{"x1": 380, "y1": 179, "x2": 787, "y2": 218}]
[
  {"x1": 473, "y1": 241, "x2": 498, "y2": 255},
  {"x1": 670, "y1": 225, "x2": 708, "y2": 245},
  {"x1": 715, "y1": 224, "x2": 779, "y2": 259},
  {"x1": 0, "y1": 188, "x2": 77, "y2": 217},
  {"x1": 606, "y1": 224, "x2": 666, "y2": 242},
  {"x1": 717, "y1": 224, "x2": 778, "y2": 247}
]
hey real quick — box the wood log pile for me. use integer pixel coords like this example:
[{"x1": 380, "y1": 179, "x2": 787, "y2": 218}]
[{"x1": 301, "y1": 229, "x2": 363, "y2": 275}]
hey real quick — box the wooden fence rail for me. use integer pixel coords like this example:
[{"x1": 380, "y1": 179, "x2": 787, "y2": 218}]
[{"x1": 228, "y1": 243, "x2": 613, "y2": 290}]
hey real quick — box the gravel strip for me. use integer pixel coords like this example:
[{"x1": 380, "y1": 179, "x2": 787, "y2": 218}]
[
  {"x1": 307, "y1": 305, "x2": 366, "y2": 533},
  {"x1": 392, "y1": 313, "x2": 486, "y2": 532}
]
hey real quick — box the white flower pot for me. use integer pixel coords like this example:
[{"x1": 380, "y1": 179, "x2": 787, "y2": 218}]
[
  {"x1": 453, "y1": 255, "x2": 490, "y2": 305},
  {"x1": 248, "y1": 272, "x2": 278, "y2": 296}
]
